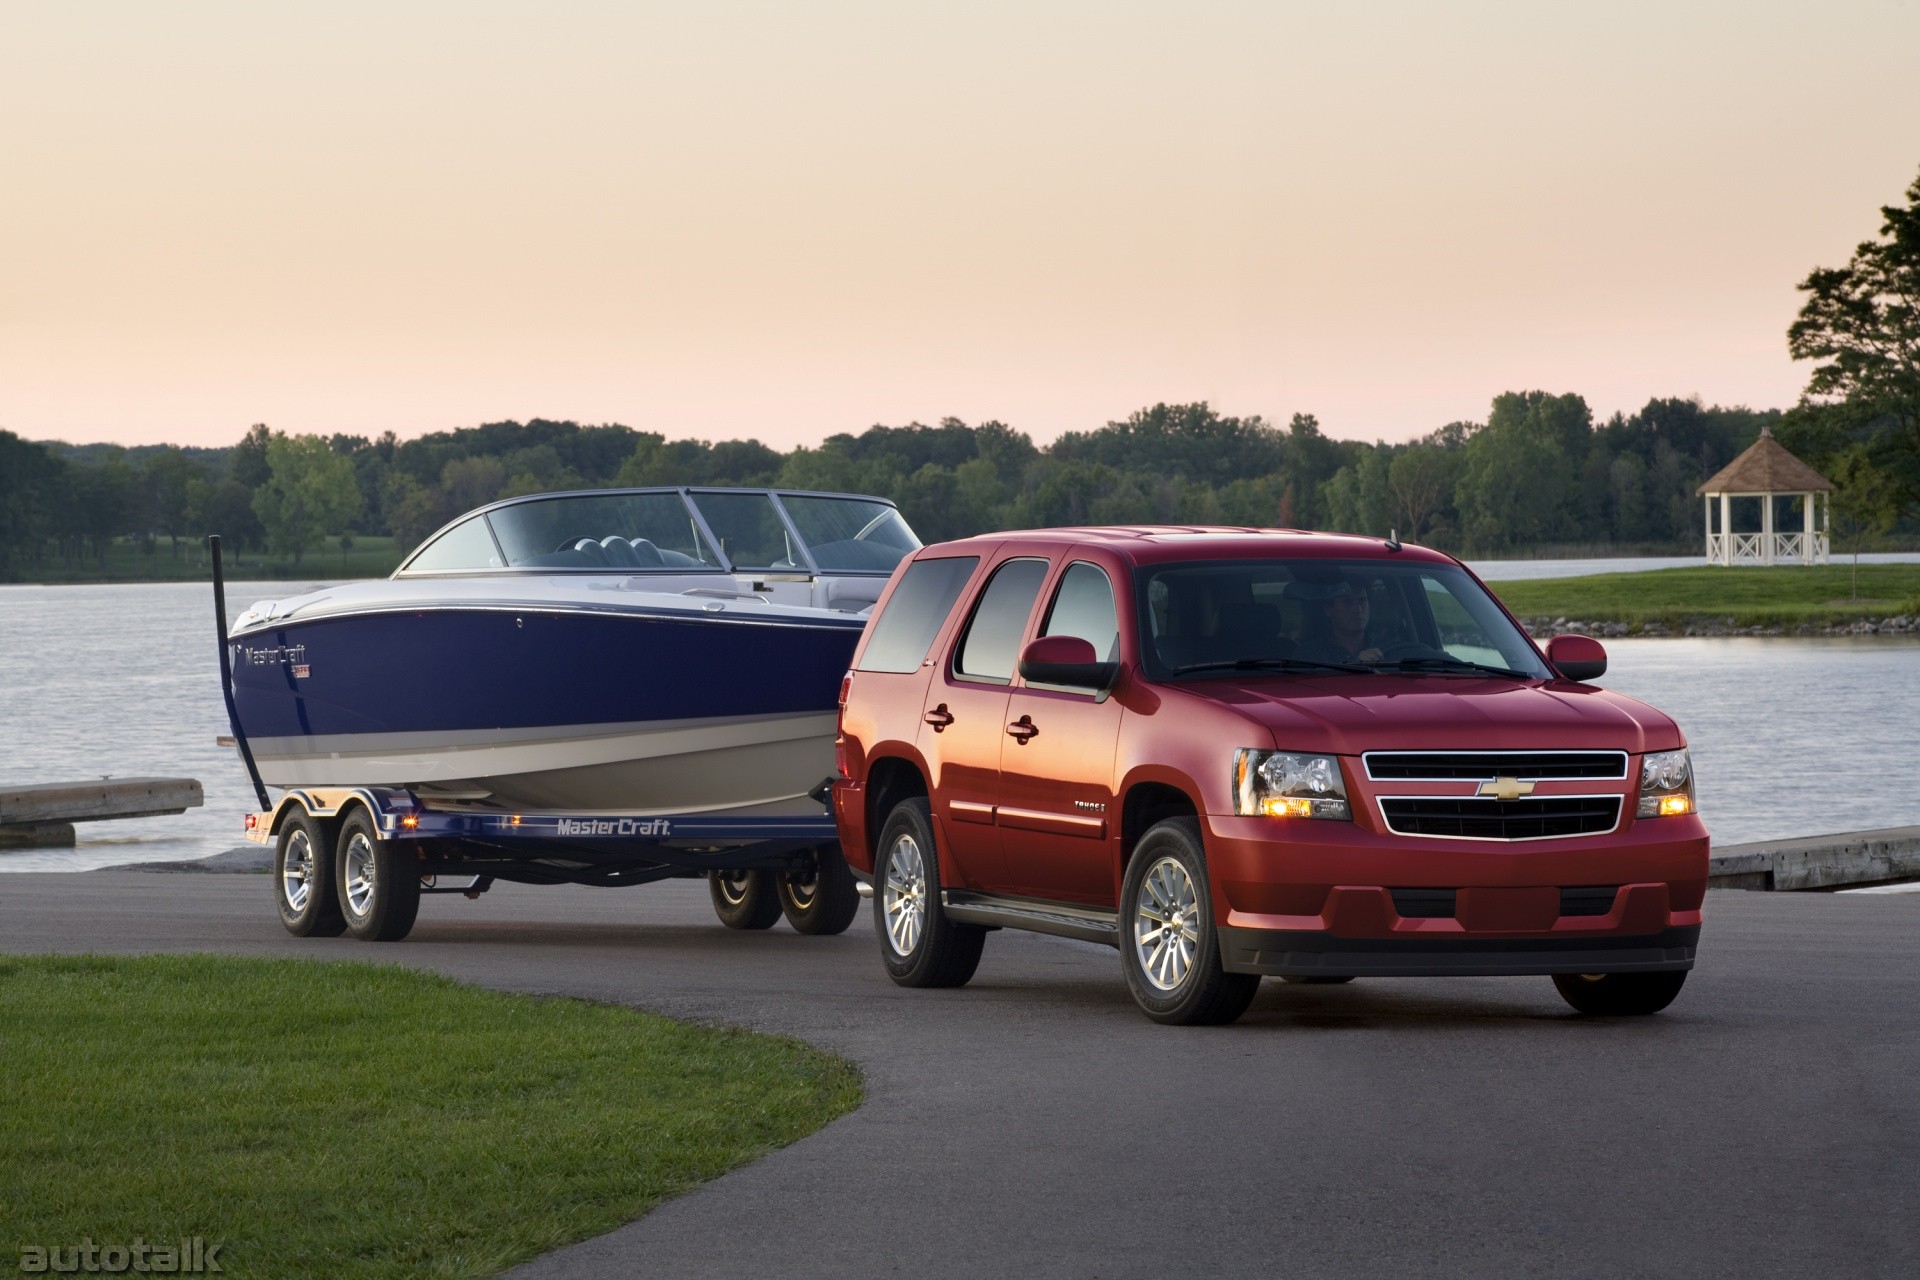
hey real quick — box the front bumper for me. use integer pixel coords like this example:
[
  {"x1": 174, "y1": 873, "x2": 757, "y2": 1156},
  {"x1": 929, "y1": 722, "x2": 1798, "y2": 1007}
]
[
  {"x1": 1203, "y1": 811, "x2": 1709, "y2": 977},
  {"x1": 1219, "y1": 922, "x2": 1699, "y2": 977}
]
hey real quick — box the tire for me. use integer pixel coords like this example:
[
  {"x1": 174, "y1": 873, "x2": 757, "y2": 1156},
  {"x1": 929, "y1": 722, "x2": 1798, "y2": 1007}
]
[
  {"x1": 335, "y1": 809, "x2": 421, "y2": 942},
  {"x1": 875, "y1": 797, "x2": 985, "y2": 988},
  {"x1": 1119, "y1": 817, "x2": 1260, "y2": 1026},
  {"x1": 779, "y1": 844, "x2": 861, "y2": 936},
  {"x1": 709, "y1": 869, "x2": 782, "y2": 930},
  {"x1": 1552, "y1": 970, "x2": 1688, "y2": 1016},
  {"x1": 275, "y1": 812, "x2": 345, "y2": 937}
]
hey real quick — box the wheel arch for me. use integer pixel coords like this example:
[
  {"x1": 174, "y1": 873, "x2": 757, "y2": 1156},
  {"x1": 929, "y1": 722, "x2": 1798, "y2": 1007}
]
[
  {"x1": 1118, "y1": 773, "x2": 1202, "y2": 880},
  {"x1": 864, "y1": 753, "x2": 931, "y2": 866}
]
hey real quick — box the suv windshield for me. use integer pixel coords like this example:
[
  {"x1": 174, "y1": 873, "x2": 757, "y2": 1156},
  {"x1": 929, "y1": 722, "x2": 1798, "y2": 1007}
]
[{"x1": 1137, "y1": 559, "x2": 1550, "y2": 681}]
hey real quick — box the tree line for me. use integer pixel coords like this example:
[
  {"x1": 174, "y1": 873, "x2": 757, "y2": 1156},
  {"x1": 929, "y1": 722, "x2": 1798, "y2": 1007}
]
[
  {"x1": 4, "y1": 167, "x2": 1915, "y2": 582},
  {"x1": 0, "y1": 394, "x2": 1847, "y2": 579}
]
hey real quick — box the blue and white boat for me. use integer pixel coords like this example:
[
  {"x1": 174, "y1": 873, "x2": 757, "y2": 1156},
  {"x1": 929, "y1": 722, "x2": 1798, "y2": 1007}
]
[{"x1": 226, "y1": 487, "x2": 918, "y2": 818}]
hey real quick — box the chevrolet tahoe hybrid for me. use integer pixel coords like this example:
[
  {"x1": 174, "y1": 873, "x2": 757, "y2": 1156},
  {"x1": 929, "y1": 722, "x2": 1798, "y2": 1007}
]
[{"x1": 831, "y1": 527, "x2": 1708, "y2": 1025}]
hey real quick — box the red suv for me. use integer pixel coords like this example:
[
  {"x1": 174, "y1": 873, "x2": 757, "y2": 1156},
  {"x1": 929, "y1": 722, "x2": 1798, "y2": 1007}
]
[{"x1": 832, "y1": 528, "x2": 1707, "y2": 1025}]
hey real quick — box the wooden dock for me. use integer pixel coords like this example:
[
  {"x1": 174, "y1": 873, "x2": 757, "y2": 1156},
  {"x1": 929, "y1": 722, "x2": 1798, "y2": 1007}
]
[{"x1": 0, "y1": 778, "x2": 204, "y2": 848}]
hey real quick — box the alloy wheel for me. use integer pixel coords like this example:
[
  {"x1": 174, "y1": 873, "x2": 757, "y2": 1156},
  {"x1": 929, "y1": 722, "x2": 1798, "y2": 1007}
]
[
  {"x1": 883, "y1": 833, "x2": 928, "y2": 956},
  {"x1": 281, "y1": 828, "x2": 313, "y2": 912},
  {"x1": 342, "y1": 830, "x2": 377, "y2": 917},
  {"x1": 1133, "y1": 855, "x2": 1200, "y2": 992}
]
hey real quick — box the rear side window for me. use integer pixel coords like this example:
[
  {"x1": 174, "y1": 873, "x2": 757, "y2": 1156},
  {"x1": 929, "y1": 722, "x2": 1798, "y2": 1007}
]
[
  {"x1": 857, "y1": 557, "x2": 980, "y2": 673},
  {"x1": 955, "y1": 558, "x2": 1050, "y2": 683},
  {"x1": 1041, "y1": 562, "x2": 1119, "y2": 661}
]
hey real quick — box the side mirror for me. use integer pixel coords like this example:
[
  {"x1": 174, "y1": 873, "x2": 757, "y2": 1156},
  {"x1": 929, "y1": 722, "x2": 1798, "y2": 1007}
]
[
  {"x1": 1546, "y1": 634, "x2": 1607, "y2": 682},
  {"x1": 1017, "y1": 635, "x2": 1118, "y2": 694}
]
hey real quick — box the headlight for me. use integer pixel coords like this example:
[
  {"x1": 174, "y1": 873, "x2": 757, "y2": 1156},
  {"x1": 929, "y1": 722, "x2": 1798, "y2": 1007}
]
[
  {"x1": 1234, "y1": 750, "x2": 1351, "y2": 820},
  {"x1": 1637, "y1": 747, "x2": 1694, "y2": 818}
]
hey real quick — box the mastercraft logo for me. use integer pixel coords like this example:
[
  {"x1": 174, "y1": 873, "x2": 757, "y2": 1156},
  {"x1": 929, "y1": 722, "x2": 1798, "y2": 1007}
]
[{"x1": 555, "y1": 817, "x2": 671, "y2": 837}]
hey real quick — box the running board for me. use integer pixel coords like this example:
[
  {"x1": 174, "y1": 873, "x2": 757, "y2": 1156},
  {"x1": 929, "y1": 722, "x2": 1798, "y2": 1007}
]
[{"x1": 941, "y1": 890, "x2": 1119, "y2": 947}]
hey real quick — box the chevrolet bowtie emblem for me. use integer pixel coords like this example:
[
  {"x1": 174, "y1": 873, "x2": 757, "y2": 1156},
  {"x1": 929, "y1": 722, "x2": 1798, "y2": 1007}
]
[{"x1": 1477, "y1": 776, "x2": 1536, "y2": 801}]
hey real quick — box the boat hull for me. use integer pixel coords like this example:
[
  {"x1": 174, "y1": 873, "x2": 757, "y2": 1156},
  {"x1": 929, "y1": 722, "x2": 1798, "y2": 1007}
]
[{"x1": 230, "y1": 603, "x2": 863, "y2": 816}]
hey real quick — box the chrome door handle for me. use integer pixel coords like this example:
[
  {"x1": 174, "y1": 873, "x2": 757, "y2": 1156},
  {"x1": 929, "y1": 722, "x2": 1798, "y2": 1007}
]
[
  {"x1": 1005, "y1": 715, "x2": 1038, "y2": 743},
  {"x1": 923, "y1": 705, "x2": 954, "y2": 731}
]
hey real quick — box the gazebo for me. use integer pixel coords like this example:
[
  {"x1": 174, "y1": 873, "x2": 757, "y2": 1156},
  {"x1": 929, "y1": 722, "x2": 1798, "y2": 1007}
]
[{"x1": 1696, "y1": 426, "x2": 1833, "y2": 566}]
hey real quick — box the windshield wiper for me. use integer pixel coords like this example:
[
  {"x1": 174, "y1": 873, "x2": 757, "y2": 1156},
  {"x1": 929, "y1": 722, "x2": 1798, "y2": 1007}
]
[
  {"x1": 1378, "y1": 657, "x2": 1535, "y2": 680},
  {"x1": 1171, "y1": 657, "x2": 1375, "y2": 676}
]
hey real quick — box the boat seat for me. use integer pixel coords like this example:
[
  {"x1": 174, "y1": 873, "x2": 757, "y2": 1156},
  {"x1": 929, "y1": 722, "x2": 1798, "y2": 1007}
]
[
  {"x1": 627, "y1": 538, "x2": 666, "y2": 567},
  {"x1": 600, "y1": 536, "x2": 640, "y2": 567},
  {"x1": 571, "y1": 538, "x2": 609, "y2": 565}
]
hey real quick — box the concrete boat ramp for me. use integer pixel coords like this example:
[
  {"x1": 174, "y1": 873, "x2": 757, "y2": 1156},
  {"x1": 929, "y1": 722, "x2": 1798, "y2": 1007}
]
[{"x1": 0, "y1": 777, "x2": 202, "y2": 848}]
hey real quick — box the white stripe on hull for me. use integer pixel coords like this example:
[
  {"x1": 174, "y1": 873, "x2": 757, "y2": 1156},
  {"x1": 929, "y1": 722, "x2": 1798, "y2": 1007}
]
[{"x1": 248, "y1": 711, "x2": 838, "y2": 816}]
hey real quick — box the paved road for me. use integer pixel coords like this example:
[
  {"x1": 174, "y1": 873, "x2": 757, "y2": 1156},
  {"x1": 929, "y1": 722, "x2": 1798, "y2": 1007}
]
[{"x1": 3, "y1": 872, "x2": 1916, "y2": 1279}]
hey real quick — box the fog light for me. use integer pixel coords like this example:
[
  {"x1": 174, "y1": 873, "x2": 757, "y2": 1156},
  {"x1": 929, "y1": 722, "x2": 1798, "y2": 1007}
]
[
  {"x1": 401, "y1": 815, "x2": 419, "y2": 829},
  {"x1": 1657, "y1": 794, "x2": 1691, "y2": 817}
]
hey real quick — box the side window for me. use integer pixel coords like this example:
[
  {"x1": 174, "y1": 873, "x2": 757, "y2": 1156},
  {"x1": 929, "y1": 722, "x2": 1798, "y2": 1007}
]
[
  {"x1": 403, "y1": 516, "x2": 502, "y2": 573},
  {"x1": 954, "y1": 558, "x2": 1050, "y2": 683},
  {"x1": 856, "y1": 557, "x2": 980, "y2": 674},
  {"x1": 1040, "y1": 562, "x2": 1119, "y2": 661}
]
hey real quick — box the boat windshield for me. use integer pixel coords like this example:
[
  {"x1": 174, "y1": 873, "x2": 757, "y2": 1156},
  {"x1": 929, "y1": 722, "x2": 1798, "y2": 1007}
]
[
  {"x1": 775, "y1": 494, "x2": 920, "y2": 572},
  {"x1": 1137, "y1": 558, "x2": 1551, "y2": 681},
  {"x1": 485, "y1": 493, "x2": 721, "y2": 570}
]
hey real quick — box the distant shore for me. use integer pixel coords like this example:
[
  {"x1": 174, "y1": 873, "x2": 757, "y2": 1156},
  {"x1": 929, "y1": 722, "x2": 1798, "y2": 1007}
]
[
  {"x1": 1497, "y1": 564, "x2": 1920, "y2": 639},
  {"x1": 1522, "y1": 614, "x2": 1920, "y2": 639}
]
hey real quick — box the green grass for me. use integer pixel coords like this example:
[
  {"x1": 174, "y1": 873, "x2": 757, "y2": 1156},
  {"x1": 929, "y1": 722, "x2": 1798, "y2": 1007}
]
[
  {"x1": 1490, "y1": 563, "x2": 1920, "y2": 630},
  {"x1": 0, "y1": 954, "x2": 861, "y2": 1279},
  {"x1": 14, "y1": 537, "x2": 406, "y2": 584}
]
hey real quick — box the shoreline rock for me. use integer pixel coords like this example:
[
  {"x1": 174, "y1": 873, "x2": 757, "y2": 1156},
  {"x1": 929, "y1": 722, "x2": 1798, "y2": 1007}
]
[
  {"x1": 1521, "y1": 615, "x2": 1920, "y2": 640},
  {"x1": 92, "y1": 846, "x2": 272, "y2": 874}
]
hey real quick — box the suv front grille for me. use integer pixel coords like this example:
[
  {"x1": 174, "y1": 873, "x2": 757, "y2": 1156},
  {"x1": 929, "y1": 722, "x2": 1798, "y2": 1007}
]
[
  {"x1": 1379, "y1": 796, "x2": 1622, "y2": 840},
  {"x1": 1364, "y1": 751, "x2": 1627, "y2": 781}
]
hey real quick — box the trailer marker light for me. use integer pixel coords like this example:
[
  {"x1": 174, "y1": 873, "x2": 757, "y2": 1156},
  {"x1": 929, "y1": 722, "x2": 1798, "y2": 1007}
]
[{"x1": 510, "y1": 814, "x2": 521, "y2": 826}]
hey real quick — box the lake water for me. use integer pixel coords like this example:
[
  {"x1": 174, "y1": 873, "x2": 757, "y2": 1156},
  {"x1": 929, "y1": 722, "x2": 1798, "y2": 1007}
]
[{"x1": 2, "y1": 582, "x2": 1918, "y2": 870}]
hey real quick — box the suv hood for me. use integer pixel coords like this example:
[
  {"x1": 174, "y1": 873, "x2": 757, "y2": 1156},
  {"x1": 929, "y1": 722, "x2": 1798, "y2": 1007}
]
[{"x1": 1180, "y1": 675, "x2": 1684, "y2": 756}]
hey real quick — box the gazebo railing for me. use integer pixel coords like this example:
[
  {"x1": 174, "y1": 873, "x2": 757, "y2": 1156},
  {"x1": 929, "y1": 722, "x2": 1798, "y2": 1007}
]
[{"x1": 1705, "y1": 532, "x2": 1829, "y2": 566}]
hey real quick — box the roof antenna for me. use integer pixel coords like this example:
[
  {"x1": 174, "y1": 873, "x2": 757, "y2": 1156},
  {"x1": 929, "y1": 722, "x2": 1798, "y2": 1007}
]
[{"x1": 1384, "y1": 528, "x2": 1402, "y2": 552}]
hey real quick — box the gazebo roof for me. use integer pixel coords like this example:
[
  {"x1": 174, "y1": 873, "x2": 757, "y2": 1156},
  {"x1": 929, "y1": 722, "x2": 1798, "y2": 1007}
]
[{"x1": 1695, "y1": 427, "x2": 1833, "y2": 495}]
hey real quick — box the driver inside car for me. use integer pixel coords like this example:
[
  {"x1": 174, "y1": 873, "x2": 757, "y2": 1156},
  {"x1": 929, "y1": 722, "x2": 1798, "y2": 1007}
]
[{"x1": 1312, "y1": 578, "x2": 1384, "y2": 664}]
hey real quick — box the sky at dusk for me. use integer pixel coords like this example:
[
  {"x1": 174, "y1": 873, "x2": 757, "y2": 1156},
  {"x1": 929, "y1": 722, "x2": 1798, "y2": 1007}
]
[{"x1": 4, "y1": 1, "x2": 1919, "y2": 452}]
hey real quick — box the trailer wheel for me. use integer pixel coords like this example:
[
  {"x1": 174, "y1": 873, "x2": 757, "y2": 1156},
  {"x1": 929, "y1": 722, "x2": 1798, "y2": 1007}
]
[
  {"x1": 275, "y1": 813, "x2": 346, "y2": 937},
  {"x1": 779, "y1": 844, "x2": 861, "y2": 936},
  {"x1": 709, "y1": 869, "x2": 782, "y2": 930},
  {"x1": 336, "y1": 810, "x2": 422, "y2": 942}
]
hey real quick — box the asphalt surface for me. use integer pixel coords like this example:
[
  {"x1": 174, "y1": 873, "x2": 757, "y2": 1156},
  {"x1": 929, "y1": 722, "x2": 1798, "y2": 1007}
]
[{"x1": 2, "y1": 872, "x2": 1916, "y2": 1280}]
